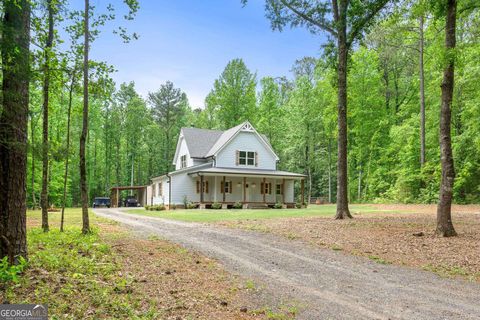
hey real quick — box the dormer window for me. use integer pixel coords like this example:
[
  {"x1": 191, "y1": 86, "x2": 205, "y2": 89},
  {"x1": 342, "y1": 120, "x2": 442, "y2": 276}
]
[
  {"x1": 238, "y1": 151, "x2": 255, "y2": 166},
  {"x1": 180, "y1": 155, "x2": 187, "y2": 168}
]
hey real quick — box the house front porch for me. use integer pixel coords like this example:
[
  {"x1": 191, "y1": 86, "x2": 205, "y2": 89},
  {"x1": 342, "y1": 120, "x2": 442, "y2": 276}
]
[{"x1": 188, "y1": 167, "x2": 306, "y2": 209}]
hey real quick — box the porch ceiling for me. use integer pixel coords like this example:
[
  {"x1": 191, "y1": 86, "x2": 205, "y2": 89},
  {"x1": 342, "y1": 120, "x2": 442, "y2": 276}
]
[{"x1": 188, "y1": 167, "x2": 306, "y2": 180}]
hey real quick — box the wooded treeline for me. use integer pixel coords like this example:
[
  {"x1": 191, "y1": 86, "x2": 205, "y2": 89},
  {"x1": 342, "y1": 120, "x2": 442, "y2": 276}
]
[
  {"x1": 1, "y1": 0, "x2": 479, "y2": 261},
  {"x1": 22, "y1": 1, "x2": 480, "y2": 210}
]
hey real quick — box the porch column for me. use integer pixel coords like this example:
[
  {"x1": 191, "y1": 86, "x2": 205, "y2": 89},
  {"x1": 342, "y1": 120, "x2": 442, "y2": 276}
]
[
  {"x1": 243, "y1": 177, "x2": 246, "y2": 203},
  {"x1": 116, "y1": 188, "x2": 119, "y2": 208},
  {"x1": 301, "y1": 179, "x2": 305, "y2": 205},
  {"x1": 200, "y1": 175, "x2": 204, "y2": 203},
  {"x1": 263, "y1": 177, "x2": 266, "y2": 203},
  {"x1": 214, "y1": 176, "x2": 217, "y2": 203},
  {"x1": 222, "y1": 176, "x2": 226, "y2": 203},
  {"x1": 282, "y1": 179, "x2": 285, "y2": 204}
]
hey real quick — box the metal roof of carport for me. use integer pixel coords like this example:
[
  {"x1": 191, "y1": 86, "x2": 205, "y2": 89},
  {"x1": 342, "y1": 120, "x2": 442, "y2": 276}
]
[{"x1": 188, "y1": 167, "x2": 306, "y2": 179}]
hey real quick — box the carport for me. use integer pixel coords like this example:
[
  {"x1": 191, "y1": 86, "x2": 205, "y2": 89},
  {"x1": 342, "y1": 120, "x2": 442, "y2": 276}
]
[{"x1": 110, "y1": 186, "x2": 147, "y2": 208}]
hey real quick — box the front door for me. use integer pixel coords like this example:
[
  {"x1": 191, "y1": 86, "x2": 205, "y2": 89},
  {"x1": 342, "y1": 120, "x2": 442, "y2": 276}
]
[{"x1": 275, "y1": 183, "x2": 283, "y2": 203}]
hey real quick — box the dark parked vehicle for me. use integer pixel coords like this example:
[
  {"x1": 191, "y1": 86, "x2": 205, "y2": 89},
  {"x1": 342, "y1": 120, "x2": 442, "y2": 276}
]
[
  {"x1": 124, "y1": 196, "x2": 140, "y2": 207},
  {"x1": 93, "y1": 197, "x2": 110, "y2": 208}
]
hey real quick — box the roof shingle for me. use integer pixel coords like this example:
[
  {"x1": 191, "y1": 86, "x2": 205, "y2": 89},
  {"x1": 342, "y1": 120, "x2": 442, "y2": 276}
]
[{"x1": 181, "y1": 127, "x2": 223, "y2": 158}]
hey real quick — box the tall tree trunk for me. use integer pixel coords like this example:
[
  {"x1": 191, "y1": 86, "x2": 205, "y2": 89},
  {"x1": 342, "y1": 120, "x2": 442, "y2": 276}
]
[
  {"x1": 327, "y1": 136, "x2": 332, "y2": 203},
  {"x1": 383, "y1": 62, "x2": 390, "y2": 110},
  {"x1": 104, "y1": 103, "x2": 111, "y2": 194},
  {"x1": 61, "y1": 69, "x2": 76, "y2": 232},
  {"x1": 0, "y1": 0, "x2": 30, "y2": 264},
  {"x1": 357, "y1": 164, "x2": 362, "y2": 201},
  {"x1": 80, "y1": 0, "x2": 90, "y2": 234},
  {"x1": 165, "y1": 130, "x2": 170, "y2": 173},
  {"x1": 419, "y1": 14, "x2": 426, "y2": 167},
  {"x1": 115, "y1": 139, "x2": 121, "y2": 186},
  {"x1": 436, "y1": 0, "x2": 457, "y2": 237},
  {"x1": 335, "y1": 5, "x2": 352, "y2": 219},
  {"x1": 41, "y1": 0, "x2": 54, "y2": 232},
  {"x1": 30, "y1": 118, "x2": 37, "y2": 209}
]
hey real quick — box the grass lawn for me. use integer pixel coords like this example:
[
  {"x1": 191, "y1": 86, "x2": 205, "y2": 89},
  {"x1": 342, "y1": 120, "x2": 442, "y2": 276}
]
[
  {"x1": 1, "y1": 209, "x2": 293, "y2": 319},
  {"x1": 126, "y1": 204, "x2": 391, "y2": 222}
]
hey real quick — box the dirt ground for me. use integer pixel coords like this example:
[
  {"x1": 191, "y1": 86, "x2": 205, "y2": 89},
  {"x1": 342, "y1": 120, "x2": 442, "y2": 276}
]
[
  {"x1": 103, "y1": 226, "x2": 270, "y2": 319},
  {"x1": 217, "y1": 204, "x2": 480, "y2": 282},
  {"x1": 96, "y1": 207, "x2": 480, "y2": 319},
  {"x1": 6, "y1": 213, "x2": 287, "y2": 319}
]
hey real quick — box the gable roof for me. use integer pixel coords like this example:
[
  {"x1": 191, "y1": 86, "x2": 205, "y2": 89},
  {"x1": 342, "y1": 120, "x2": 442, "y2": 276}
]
[
  {"x1": 176, "y1": 121, "x2": 278, "y2": 161},
  {"x1": 204, "y1": 122, "x2": 244, "y2": 157},
  {"x1": 181, "y1": 127, "x2": 223, "y2": 158}
]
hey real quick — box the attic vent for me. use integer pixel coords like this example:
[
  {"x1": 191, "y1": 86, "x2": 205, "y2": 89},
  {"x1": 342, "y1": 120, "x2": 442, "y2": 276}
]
[{"x1": 241, "y1": 122, "x2": 254, "y2": 132}]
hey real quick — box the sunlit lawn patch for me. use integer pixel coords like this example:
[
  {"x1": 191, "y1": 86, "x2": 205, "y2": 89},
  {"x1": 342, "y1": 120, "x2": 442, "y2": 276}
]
[{"x1": 125, "y1": 204, "x2": 390, "y2": 222}]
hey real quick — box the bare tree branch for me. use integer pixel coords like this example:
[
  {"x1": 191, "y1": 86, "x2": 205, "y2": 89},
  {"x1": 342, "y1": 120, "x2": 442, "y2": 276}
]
[
  {"x1": 280, "y1": 0, "x2": 338, "y2": 37},
  {"x1": 347, "y1": 0, "x2": 390, "y2": 48}
]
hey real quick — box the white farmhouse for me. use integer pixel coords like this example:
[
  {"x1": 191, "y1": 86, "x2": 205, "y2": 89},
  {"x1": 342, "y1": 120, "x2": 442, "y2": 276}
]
[{"x1": 146, "y1": 121, "x2": 306, "y2": 209}]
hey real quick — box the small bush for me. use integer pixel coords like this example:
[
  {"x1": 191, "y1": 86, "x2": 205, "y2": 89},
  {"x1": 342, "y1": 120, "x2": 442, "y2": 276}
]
[
  {"x1": 211, "y1": 202, "x2": 222, "y2": 209},
  {"x1": 146, "y1": 204, "x2": 166, "y2": 211},
  {"x1": 232, "y1": 202, "x2": 243, "y2": 209},
  {"x1": 186, "y1": 202, "x2": 198, "y2": 209},
  {"x1": 0, "y1": 256, "x2": 27, "y2": 283},
  {"x1": 145, "y1": 205, "x2": 150, "y2": 210},
  {"x1": 170, "y1": 204, "x2": 177, "y2": 210},
  {"x1": 155, "y1": 204, "x2": 166, "y2": 211},
  {"x1": 274, "y1": 202, "x2": 283, "y2": 209},
  {"x1": 295, "y1": 203, "x2": 302, "y2": 209}
]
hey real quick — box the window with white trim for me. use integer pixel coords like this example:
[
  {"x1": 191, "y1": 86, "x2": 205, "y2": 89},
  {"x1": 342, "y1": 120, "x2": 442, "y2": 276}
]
[
  {"x1": 276, "y1": 184, "x2": 283, "y2": 195},
  {"x1": 180, "y1": 155, "x2": 187, "y2": 168},
  {"x1": 261, "y1": 182, "x2": 272, "y2": 195},
  {"x1": 221, "y1": 181, "x2": 232, "y2": 194},
  {"x1": 239, "y1": 151, "x2": 255, "y2": 166}
]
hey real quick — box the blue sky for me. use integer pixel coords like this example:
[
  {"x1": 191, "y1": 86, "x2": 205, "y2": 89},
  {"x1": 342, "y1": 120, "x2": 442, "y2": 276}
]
[{"x1": 90, "y1": 0, "x2": 324, "y2": 108}]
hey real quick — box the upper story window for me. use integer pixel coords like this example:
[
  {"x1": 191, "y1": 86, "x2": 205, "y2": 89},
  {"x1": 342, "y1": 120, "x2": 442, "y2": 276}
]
[
  {"x1": 180, "y1": 155, "x2": 187, "y2": 168},
  {"x1": 238, "y1": 151, "x2": 256, "y2": 166}
]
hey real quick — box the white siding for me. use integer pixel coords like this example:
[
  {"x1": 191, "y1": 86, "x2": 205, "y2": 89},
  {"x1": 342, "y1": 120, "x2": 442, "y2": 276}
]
[
  {"x1": 174, "y1": 138, "x2": 194, "y2": 170},
  {"x1": 192, "y1": 158, "x2": 208, "y2": 166},
  {"x1": 151, "y1": 177, "x2": 168, "y2": 205},
  {"x1": 284, "y1": 180, "x2": 295, "y2": 203},
  {"x1": 146, "y1": 185, "x2": 153, "y2": 206},
  {"x1": 215, "y1": 131, "x2": 277, "y2": 170},
  {"x1": 171, "y1": 173, "x2": 197, "y2": 205}
]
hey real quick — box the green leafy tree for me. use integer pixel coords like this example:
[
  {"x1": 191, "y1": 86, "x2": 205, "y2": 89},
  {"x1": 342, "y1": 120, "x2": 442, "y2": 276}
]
[
  {"x1": 148, "y1": 81, "x2": 189, "y2": 173},
  {"x1": 39, "y1": 0, "x2": 58, "y2": 232},
  {"x1": 435, "y1": 0, "x2": 457, "y2": 237},
  {"x1": 0, "y1": 0, "x2": 31, "y2": 264},
  {"x1": 257, "y1": 77, "x2": 284, "y2": 149},
  {"x1": 248, "y1": 0, "x2": 392, "y2": 219},
  {"x1": 206, "y1": 58, "x2": 257, "y2": 129}
]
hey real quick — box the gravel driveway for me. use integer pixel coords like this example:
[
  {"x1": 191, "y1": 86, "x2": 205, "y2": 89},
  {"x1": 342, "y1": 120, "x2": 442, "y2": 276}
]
[{"x1": 94, "y1": 208, "x2": 480, "y2": 320}]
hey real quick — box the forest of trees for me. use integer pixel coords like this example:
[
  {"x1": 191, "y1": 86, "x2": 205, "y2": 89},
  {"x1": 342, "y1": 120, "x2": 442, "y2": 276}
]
[
  {"x1": 22, "y1": 1, "x2": 479, "y2": 208},
  {"x1": 1, "y1": 0, "x2": 479, "y2": 261}
]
